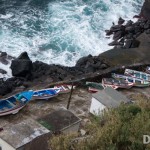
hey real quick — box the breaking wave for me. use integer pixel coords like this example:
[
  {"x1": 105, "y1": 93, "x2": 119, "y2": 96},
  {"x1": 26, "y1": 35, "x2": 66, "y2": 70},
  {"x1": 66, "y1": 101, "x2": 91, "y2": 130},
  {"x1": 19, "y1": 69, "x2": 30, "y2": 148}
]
[{"x1": 0, "y1": 0, "x2": 143, "y2": 66}]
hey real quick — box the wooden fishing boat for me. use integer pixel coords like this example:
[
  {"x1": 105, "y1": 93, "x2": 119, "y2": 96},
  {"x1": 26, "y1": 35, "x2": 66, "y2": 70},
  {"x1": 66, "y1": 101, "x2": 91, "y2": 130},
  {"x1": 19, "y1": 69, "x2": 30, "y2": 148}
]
[
  {"x1": 33, "y1": 88, "x2": 60, "y2": 100},
  {"x1": 102, "y1": 78, "x2": 134, "y2": 89},
  {"x1": 53, "y1": 84, "x2": 76, "y2": 94},
  {"x1": 146, "y1": 66, "x2": 150, "y2": 74},
  {"x1": 86, "y1": 82, "x2": 104, "y2": 93},
  {"x1": 125, "y1": 69, "x2": 150, "y2": 82},
  {"x1": 112, "y1": 73, "x2": 150, "y2": 87},
  {"x1": 0, "y1": 91, "x2": 33, "y2": 116}
]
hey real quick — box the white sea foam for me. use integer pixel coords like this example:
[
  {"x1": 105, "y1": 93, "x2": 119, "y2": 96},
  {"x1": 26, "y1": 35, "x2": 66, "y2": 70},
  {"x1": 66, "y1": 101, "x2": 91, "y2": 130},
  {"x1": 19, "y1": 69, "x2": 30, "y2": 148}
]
[
  {"x1": 0, "y1": 14, "x2": 13, "y2": 19},
  {"x1": 0, "y1": 61, "x2": 12, "y2": 79},
  {"x1": 0, "y1": 0, "x2": 143, "y2": 68}
]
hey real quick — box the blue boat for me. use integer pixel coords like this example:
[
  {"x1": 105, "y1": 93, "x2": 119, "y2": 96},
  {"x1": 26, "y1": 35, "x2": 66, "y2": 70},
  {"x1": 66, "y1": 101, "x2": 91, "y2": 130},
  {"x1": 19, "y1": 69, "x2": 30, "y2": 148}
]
[
  {"x1": 0, "y1": 91, "x2": 33, "y2": 116},
  {"x1": 32, "y1": 88, "x2": 60, "y2": 100}
]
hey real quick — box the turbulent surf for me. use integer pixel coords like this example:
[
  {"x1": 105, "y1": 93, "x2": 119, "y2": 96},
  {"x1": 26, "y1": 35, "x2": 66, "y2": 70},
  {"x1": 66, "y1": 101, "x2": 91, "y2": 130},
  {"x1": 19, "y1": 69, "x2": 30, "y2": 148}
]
[{"x1": 0, "y1": 0, "x2": 143, "y2": 66}]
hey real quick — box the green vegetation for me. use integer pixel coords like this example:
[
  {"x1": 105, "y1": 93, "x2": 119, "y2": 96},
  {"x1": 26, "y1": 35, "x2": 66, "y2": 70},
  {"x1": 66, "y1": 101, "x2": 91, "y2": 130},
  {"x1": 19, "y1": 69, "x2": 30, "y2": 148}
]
[{"x1": 49, "y1": 98, "x2": 150, "y2": 150}]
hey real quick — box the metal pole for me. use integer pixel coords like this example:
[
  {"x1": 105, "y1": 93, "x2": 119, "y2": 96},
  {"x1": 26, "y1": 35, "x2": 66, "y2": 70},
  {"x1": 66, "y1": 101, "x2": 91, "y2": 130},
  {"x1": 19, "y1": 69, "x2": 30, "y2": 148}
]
[{"x1": 67, "y1": 82, "x2": 74, "y2": 109}]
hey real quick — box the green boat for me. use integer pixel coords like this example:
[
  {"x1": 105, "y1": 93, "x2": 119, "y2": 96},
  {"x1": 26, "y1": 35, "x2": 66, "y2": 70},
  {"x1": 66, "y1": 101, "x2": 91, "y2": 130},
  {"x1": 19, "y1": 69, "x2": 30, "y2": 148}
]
[{"x1": 86, "y1": 82, "x2": 104, "y2": 93}]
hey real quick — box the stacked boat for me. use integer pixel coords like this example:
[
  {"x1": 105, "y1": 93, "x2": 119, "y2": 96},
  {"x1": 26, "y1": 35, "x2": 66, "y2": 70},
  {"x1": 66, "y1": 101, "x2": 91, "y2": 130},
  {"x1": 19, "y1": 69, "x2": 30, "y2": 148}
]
[
  {"x1": 1, "y1": 67, "x2": 150, "y2": 116},
  {"x1": 0, "y1": 84, "x2": 75, "y2": 116},
  {"x1": 86, "y1": 67, "x2": 150, "y2": 92}
]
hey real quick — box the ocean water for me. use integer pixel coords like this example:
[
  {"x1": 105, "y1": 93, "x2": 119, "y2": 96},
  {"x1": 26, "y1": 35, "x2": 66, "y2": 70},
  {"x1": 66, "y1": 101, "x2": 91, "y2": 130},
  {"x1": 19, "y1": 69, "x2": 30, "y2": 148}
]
[{"x1": 0, "y1": 0, "x2": 143, "y2": 67}]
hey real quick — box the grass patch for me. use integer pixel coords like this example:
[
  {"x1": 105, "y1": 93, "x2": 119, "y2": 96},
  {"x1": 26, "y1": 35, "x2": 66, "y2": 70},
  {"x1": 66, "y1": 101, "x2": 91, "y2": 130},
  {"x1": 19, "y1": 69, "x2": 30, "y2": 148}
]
[{"x1": 49, "y1": 98, "x2": 150, "y2": 150}]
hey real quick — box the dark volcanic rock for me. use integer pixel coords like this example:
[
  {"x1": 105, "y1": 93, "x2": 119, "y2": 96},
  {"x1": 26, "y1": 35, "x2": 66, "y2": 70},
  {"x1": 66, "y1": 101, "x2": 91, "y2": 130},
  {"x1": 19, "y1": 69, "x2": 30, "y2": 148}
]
[
  {"x1": 110, "y1": 25, "x2": 122, "y2": 32},
  {"x1": 140, "y1": 0, "x2": 150, "y2": 20},
  {"x1": 0, "y1": 76, "x2": 27, "y2": 96},
  {"x1": 18, "y1": 52, "x2": 31, "y2": 60},
  {"x1": 113, "y1": 31, "x2": 124, "y2": 41},
  {"x1": 124, "y1": 39, "x2": 140, "y2": 49},
  {"x1": 125, "y1": 20, "x2": 133, "y2": 27},
  {"x1": 0, "y1": 52, "x2": 7, "y2": 57},
  {"x1": 105, "y1": 30, "x2": 113, "y2": 36},
  {"x1": 134, "y1": 26, "x2": 141, "y2": 33},
  {"x1": 106, "y1": 1, "x2": 150, "y2": 50},
  {"x1": 124, "y1": 39, "x2": 133, "y2": 49},
  {"x1": 75, "y1": 54, "x2": 109, "y2": 73},
  {"x1": 136, "y1": 32, "x2": 150, "y2": 47},
  {"x1": 108, "y1": 41, "x2": 120, "y2": 46},
  {"x1": 75, "y1": 54, "x2": 93, "y2": 68},
  {"x1": 125, "y1": 26, "x2": 135, "y2": 33},
  {"x1": 130, "y1": 40, "x2": 140, "y2": 48},
  {"x1": 0, "y1": 79, "x2": 14, "y2": 96},
  {"x1": 0, "y1": 69, "x2": 7, "y2": 74},
  {"x1": 0, "y1": 52, "x2": 9, "y2": 65},
  {"x1": 145, "y1": 29, "x2": 150, "y2": 34},
  {"x1": 10, "y1": 52, "x2": 33, "y2": 78},
  {"x1": 118, "y1": 17, "x2": 125, "y2": 25},
  {"x1": 32, "y1": 61, "x2": 74, "y2": 81}
]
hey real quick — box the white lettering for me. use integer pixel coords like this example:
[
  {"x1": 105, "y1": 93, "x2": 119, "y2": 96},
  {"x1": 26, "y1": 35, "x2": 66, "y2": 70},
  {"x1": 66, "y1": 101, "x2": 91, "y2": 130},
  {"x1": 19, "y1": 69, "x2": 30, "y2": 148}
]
[{"x1": 143, "y1": 135, "x2": 150, "y2": 144}]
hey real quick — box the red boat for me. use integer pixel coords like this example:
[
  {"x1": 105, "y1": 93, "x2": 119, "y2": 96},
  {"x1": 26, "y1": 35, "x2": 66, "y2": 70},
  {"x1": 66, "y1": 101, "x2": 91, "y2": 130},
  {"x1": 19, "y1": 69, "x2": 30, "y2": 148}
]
[
  {"x1": 102, "y1": 78, "x2": 133, "y2": 89},
  {"x1": 54, "y1": 84, "x2": 76, "y2": 94}
]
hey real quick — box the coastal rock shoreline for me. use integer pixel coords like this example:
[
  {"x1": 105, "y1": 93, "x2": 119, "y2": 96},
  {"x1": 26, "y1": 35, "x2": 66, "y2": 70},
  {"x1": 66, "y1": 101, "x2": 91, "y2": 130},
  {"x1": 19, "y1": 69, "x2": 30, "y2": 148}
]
[{"x1": 0, "y1": 0, "x2": 150, "y2": 96}]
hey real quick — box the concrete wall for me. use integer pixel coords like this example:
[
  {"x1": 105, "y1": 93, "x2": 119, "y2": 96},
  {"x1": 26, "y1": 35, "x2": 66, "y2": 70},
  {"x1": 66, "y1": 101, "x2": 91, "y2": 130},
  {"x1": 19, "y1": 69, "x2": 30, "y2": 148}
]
[
  {"x1": 17, "y1": 132, "x2": 51, "y2": 150},
  {"x1": 0, "y1": 138, "x2": 15, "y2": 150},
  {"x1": 61, "y1": 121, "x2": 81, "y2": 134},
  {"x1": 90, "y1": 97, "x2": 106, "y2": 115}
]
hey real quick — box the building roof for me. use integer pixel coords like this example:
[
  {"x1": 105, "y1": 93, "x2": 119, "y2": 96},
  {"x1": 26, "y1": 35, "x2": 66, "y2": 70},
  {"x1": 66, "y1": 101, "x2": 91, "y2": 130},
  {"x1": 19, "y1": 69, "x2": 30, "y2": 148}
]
[
  {"x1": 0, "y1": 119, "x2": 50, "y2": 149},
  {"x1": 37, "y1": 108, "x2": 81, "y2": 132},
  {"x1": 92, "y1": 87, "x2": 130, "y2": 108}
]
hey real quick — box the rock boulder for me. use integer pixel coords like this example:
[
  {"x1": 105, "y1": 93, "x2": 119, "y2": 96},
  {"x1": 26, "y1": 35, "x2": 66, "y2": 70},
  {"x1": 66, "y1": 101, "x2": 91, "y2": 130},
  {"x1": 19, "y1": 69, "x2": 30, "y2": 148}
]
[
  {"x1": 140, "y1": 0, "x2": 150, "y2": 20},
  {"x1": 10, "y1": 52, "x2": 33, "y2": 78}
]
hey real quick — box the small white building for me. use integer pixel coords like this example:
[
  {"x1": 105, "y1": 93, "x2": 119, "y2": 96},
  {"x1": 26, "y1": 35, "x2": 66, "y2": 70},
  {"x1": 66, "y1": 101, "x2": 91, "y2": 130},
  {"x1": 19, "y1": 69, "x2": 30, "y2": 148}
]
[
  {"x1": 90, "y1": 87, "x2": 130, "y2": 116},
  {"x1": 0, "y1": 119, "x2": 51, "y2": 150}
]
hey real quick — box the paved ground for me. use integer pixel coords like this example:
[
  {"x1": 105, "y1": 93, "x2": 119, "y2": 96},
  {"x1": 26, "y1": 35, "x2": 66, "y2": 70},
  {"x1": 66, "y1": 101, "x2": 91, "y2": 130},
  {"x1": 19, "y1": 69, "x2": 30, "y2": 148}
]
[
  {"x1": 0, "y1": 86, "x2": 149, "y2": 128},
  {"x1": 0, "y1": 87, "x2": 92, "y2": 128}
]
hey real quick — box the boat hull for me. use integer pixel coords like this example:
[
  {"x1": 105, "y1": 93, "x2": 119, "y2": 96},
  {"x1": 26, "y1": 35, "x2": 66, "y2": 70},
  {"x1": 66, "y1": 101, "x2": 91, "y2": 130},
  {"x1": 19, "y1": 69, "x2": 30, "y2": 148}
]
[
  {"x1": 54, "y1": 84, "x2": 75, "y2": 94},
  {"x1": 0, "y1": 91, "x2": 33, "y2": 117},
  {"x1": 102, "y1": 78, "x2": 133, "y2": 89},
  {"x1": 0, "y1": 105, "x2": 25, "y2": 116},
  {"x1": 88, "y1": 87, "x2": 100, "y2": 93},
  {"x1": 102, "y1": 84, "x2": 132, "y2": 89},
  {"x1": 32, "y1": 94, "x2": 58, "y2": 100},
  {"x1": 32, "y1": 88, "x2": 60, "y2": 100},
  {"x1": 112, "y1": 73, "x2": 150, "y2": 88},
  {"x1": 134, "y1": 83, "x2": 150, "y2": 87},
  {"x1": 125, "y1": 69, "x2": 150, "y2": 82}
]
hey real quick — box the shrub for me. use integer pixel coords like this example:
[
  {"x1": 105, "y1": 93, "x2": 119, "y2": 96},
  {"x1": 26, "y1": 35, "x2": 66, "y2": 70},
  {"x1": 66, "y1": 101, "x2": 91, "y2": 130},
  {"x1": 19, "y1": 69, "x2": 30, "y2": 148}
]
[{"x1": 49, "y1": 100, "x2": 150, "y2": 150}]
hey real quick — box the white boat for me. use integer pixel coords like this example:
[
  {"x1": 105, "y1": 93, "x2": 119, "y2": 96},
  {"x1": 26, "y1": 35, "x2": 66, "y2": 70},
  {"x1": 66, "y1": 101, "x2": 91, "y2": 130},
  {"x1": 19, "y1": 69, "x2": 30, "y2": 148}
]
[
  {"x1": 125, "y1": 69, "x2": 150, "y2": 82},
  {"x1": 112, "y1": 73, "x2": 150, "y2": 87},
  {"x1": 54, "y1": 84, "x2": 76, "y2": 94}
]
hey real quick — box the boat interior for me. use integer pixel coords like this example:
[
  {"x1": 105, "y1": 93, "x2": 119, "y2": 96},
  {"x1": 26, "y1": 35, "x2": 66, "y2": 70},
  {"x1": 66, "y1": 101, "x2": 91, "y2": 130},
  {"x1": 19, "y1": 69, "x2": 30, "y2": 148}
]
[
  {"x1": 34, "y1": 90, "x2": 57, "y2": 96},
  {"x1": 0, "y1": 97, "x2": 19, "y2": 111}
]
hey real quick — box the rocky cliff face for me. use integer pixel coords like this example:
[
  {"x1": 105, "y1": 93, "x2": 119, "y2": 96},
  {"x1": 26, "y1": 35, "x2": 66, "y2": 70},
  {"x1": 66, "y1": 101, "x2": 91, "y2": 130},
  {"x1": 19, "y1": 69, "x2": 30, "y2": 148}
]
[
  {"x1": 0, "y1": 0, "x2": 150, "y2": 96},
  {"x1": 140, "y1": 0, "x2": 150, "y2": 20}
]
